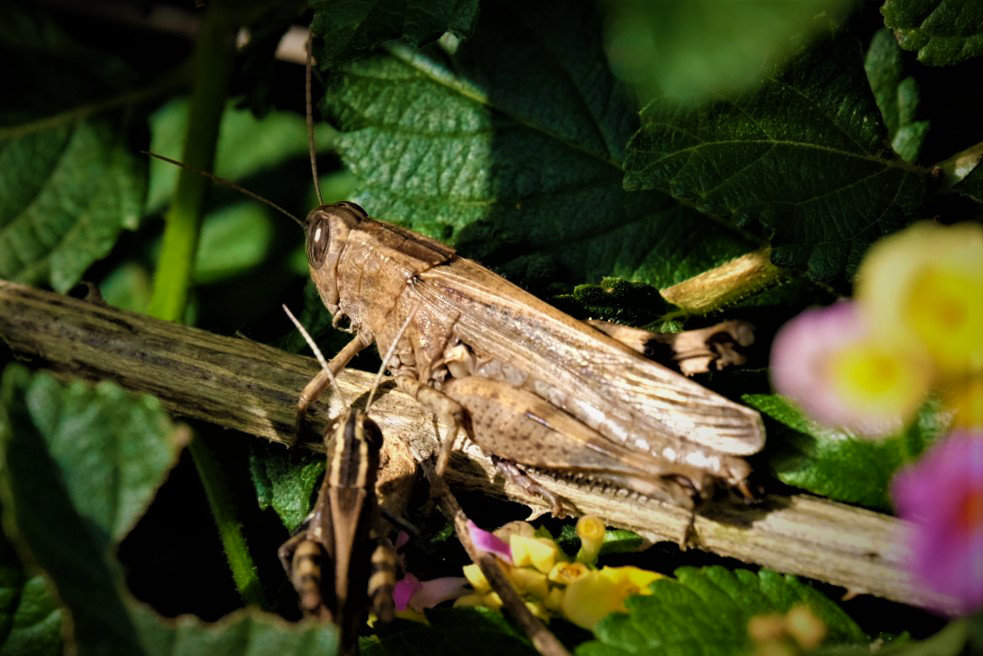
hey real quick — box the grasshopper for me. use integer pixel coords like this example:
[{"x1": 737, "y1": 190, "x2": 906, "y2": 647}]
[
  {"x1": 278, "y1": 305, "x2": 419, "y2": 655},
  {"x1": 293, "y1": 35, "x2": 764, "y2": 516}
]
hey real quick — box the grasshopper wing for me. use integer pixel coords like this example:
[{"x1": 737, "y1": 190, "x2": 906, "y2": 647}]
[{"x1": 415, "y1": 259, "x2": 765, "y2": 458}]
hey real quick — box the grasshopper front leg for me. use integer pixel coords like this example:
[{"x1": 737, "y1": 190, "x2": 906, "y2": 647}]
[{"x1": 295, "y1": 332, "x2": 373, "y2": 439}]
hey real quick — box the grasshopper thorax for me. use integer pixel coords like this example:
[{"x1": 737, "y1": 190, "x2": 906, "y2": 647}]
[{"x1": 306, "y1": 202, "x2": 368, "y2": 310}]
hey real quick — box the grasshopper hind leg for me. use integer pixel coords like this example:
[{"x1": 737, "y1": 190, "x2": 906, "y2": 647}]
[{"x1": 493, "y1": 457, "x2": 576, "y2": 518}]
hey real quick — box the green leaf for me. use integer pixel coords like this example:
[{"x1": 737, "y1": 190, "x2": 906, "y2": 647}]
[
  {"x1": 553, "y1": 278, "x2": 673, "y2": 326},
  {"x1": 364, "y1": 608, "x2": 537, "y2": 656},
  {"x1": 600, "y1": 0, "x2": 856, "y2": 104},
  {"x1": 624, "y1": 33, "x2": 927, "y2": 281},
  {"x1": 0, "y1": 531, "x2": 63, "y2": 656},
  {"x1": 192, "y1": 203, "x2": 274, "y2": 284},
  {"x1": 743, "y1": 394, "x2": 947, "y2": 510},
  {"x1": 0, "y1": 365, "x2": 184, "y2": 652},
  {"x1": 882, "y1": 0, "x2": 983, "y2": 66},
  {"x1": 0, "y1": 3, "x2": 146, "y2": 293},
  {"x1": 129, "y1": 606, "x2": 338, "y2": 656},
  {"x1": 0, "y1": 365, "x2": 339, "y2": 655},
  {"x1": 814, "y1": 618, "x2": 972, "y2": 656},
  {"x1": 864, "y1": 29, "x2": 930, "y2": 162},
  {"x1": 321, "y1": 0, "x2": 758, "y2": 294},
  {"x1": 578, "y1": 567, "x2": 866, "y2": 656},
  {"x1": 311, "y1": 0, "x2": 479, "y2": 73},
  {"x1": 248, "y1": 442, "x2": 325, "y2": 532}
]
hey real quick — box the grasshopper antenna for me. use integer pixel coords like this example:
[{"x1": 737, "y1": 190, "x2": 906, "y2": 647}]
[
  {"x1": 306, "y1": 28, "x2": 324, "y2": 207},
  {"x1": 144, "y1": 151, "x2": 306, "y2": 229},
  {"x1": 282, "y1": 304, "x2": 348, "y2": 407},
  {"x1": 365, "y1": 303, "x2": 420, "y2": 410}
]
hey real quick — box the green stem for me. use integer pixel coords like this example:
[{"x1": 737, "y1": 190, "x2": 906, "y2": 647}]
[
  {"x1": 189, "y1": 436, "x2": 268, "y2": 607},
  {"x1": 146, "y1": 6, "x2": 267, "y2": 608},
  {"x1": 147, "y1": 8, "x2": 234, "y2": 321}
]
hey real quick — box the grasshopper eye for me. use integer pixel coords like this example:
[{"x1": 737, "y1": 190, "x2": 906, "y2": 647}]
[{"x1": 306, "y1": 215, "x2": 330, "y2": 268}]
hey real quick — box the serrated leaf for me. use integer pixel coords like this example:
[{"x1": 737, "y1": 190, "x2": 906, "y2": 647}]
[
  {"x1": 864, "y1": 29, "x2": 929, "y2": 162},
  {"x1": 743, "y1": 394, "x2": 946, "y2": 510},
  {"x1": 0, "y1": 4, "x2": 146, "y2": 293},
  {"x1": 578, "y1": 566, "x2": 865, "y2": 656},
  {"x1": 248, "y1": 441, "x2": 325, "y2": 532},
  {"x1": 364, "y1": 608, "x2": 537, "y2": 656},
  {"x1": 321, "y1": 0, "x2": 758, "y2": 295},
  {"x1": 0, "y1": 365, "x2": 339, "y2": 655},
  {"x1": 311, "y1": 0, "x2": 479, "y2": 73},
  {"x1": 624, "y1": 33, "x2": 927, "y2": 281},
  {"x1": 0, "y1": 530, "x2": 62, "y2": 656},
  {"x1": 599, "y1": 0, "x2": 856, "y2": 104},
  {"x1": 882, "y1": 0, "x2": 983, "y2": 66}
]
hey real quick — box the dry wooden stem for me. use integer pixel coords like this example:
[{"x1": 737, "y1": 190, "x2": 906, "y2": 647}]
[
  {"x1": 0, "y1": 280, "x2": 955, "y2": 612},
  {"x1": 421, "y1": 465, "x2": 569, "y2": 656}
]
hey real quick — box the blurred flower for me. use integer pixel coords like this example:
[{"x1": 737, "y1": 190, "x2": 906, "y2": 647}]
[
  {"x1": 856, "y1": 222, "x2": 983, "y2": 376},
  {"x1": 575, "y1": 515, "x2": 605, "y2": 565},
  {"x1": 941, "y1": 376, "x2": 983, "y2": 430},
  {"x1": 747, "y1": 605, "x2": 827, "y2": 655},
  {"x1": 468, "y1": 520, "x2": 512, "y2": 564},
  {"x1": 394, "y1": 572, "x2": 422, "y2": 611},
  {"x1": 783, "y1": 605, "x2": 826, "y2": 649},
  {"x1": 770, "y1": 302, "x2": 931, "y2": 436},
  {"x1": 394, "y1": 572, "x2": 468, "y2": 613},
  {"x1": 892, "y1": 432, "x2": 983, "y2": 614}
]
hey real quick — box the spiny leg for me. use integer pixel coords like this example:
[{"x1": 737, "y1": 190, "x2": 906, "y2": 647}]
[
  {"x1": 492, "y1": 457, "x2": 575, "y2": 518},
  {"x1": 393, "y1": 376, "x2": 469, "y2": 478}
]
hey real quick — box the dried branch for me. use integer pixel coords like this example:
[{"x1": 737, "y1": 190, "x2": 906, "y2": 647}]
[{"x1": 0, "y1": 280, "x2": 953, "y2": 612}]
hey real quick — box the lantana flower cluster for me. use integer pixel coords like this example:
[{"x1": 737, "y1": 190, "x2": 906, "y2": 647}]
[
  {"x1": 771, "y1": 222, "x2": 982, "y2": 436},
  {"x1": 455, "y1": 516, "x2": 662, "y2": 630},
  {"x1": 769, "y1": 221, "x2": 983, "y2": 615}
]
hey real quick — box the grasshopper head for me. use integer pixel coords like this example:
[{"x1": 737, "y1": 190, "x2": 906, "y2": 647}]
[{"x1": 305, "y1": 202, "x2": 368, "y2": 312}]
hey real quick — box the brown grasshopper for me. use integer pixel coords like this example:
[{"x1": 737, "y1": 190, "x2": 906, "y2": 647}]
[
  {"x1": 278, "y1": 305, "x2": 418, "y2": 655},
  {"x1": 293, "y1": 30, "x2": 765, "y2": 514}
]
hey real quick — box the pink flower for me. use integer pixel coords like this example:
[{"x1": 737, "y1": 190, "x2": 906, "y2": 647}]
[
  {"x1": 468, "y1": 521, "x2": 512, "y2": 564},
  {"x1": 770, "y1": 302, "x2": 930, "y2": 437},
  {"x1": 892, "y1": 432, "x2": 983, "y2": 615},
  {"x1": 393, "y1": 573, "x2": 468, "y2": 612}
]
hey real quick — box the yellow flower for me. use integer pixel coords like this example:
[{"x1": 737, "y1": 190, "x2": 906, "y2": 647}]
[
  {"x1": 560, "y1": 566, "x2": 662, "y2": 630},
  {"x1": 824, "y1": 335, "x2": 931, "y2": 430},
  {"x1": 856, "y1": 222, "x2": 983, "y2": 376},
  {"x1": 575, "y1": 516, "x2": 606, "y2": 565},
  {"x1": 942, "y1": 375, "x2": 983, "y2": 429},
  {"x1": 509, "y1": 535, "x2": 560, "y2": 574},
  {"x1": 547, "y1": 561, "x2": 590, "y2": 585}
]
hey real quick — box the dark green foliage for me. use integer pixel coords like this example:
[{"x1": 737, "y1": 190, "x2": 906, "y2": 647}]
[
  {"x1": 577, "y1": 567, "x2": 866, "y2": 656},
  {"x1": 882, "y1": 0, "x2": 983, "y2": 66},
  {"x1": 625, "y1": 33, "x2": 927, "y2": 281},
  {"x1": 744, "y1": 394, "x2": 946, "y2": 510}
]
